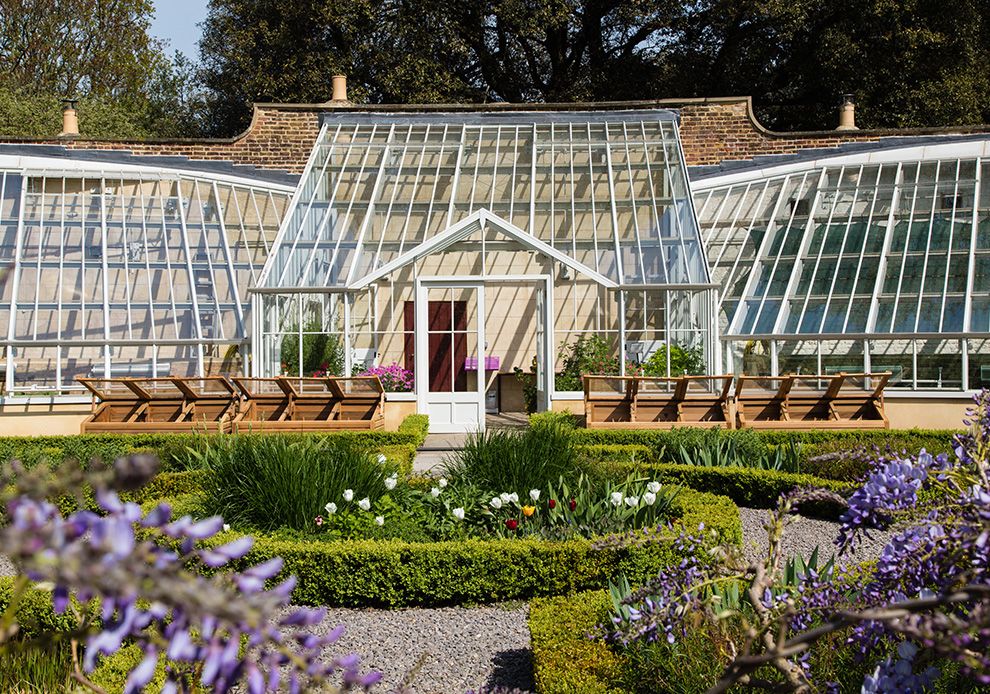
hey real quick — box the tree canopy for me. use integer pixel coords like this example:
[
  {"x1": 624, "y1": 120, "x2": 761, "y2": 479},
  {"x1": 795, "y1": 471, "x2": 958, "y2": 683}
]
[
  {"x1": 197, "y1": 0, "x2": 990, "y2": 136},
  {"x1": 1, "y1": 0, "x2": 989, "y2": 138}
]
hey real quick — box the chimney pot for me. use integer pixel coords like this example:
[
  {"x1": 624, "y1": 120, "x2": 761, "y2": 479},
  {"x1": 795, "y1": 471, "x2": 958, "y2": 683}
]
[
  {"x1": 59, "y1": 98, "x2": 80, "y2": 138},
  {"x1": 331, "y1": 75, "x2": 348, "y2": 102},
  {"x1": 836, "y1": 94, "x2": 858, "y2": 131}
]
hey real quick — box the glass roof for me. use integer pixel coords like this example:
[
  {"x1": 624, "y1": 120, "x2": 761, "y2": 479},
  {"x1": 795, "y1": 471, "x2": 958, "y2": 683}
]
[
  {"x1": 694, "y1": 156, "x2": 990, "y2": 337},
  {"x1": 255, "y1": 111, "x2": 710, "y2": 289},
  {"x1": 0, "y1": 166, "x2": 292, "y2": 392}
]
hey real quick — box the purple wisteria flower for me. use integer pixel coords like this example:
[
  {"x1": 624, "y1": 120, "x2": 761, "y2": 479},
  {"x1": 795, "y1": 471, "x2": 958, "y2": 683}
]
[{"x1": 0, "y1": 455, "x2": 380, "y2": 693}]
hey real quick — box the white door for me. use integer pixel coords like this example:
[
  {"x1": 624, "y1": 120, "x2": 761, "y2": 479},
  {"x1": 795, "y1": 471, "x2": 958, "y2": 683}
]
[{"x1": 415, "y1": 281, "x2": 486, "y2": 433}]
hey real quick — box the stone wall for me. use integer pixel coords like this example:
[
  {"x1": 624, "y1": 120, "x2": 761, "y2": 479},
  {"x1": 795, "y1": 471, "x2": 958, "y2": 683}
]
[{"x1": 5, "y1": 97, "x2": 990, "y2": 174}]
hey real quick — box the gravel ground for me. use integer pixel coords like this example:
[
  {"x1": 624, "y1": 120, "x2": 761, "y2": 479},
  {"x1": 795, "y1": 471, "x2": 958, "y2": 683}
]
[
  {"x1": 303, "y1": 603, "x2": 534, "y2": 694},
  {"x1": 0, "y1": 553, "x2": 15, "y2": 577},
  {"x1": 740, "y1": 507, "x2": 893, "y2": 568}
]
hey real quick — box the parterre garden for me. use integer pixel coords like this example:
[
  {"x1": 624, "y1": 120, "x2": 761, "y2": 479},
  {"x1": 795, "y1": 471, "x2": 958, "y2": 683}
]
[{"x1": 1, "y1": 408, "x2": 987, "y2": 693}]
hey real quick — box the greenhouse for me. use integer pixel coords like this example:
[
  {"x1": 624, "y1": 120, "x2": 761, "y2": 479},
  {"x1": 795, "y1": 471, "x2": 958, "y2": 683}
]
[{"x1": 2, "y1": 104, "x2": 990, "y2": 431}]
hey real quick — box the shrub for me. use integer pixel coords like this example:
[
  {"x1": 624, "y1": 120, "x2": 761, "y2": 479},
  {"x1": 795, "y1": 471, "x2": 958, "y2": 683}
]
[
  {"x1": 396, "y1": 413, "x2": 430, "y2": 445},
  {"x1": 0, "y1": 416, "x2": 430, "y2": 473},
  {"x1": 577, "y1": 444, "x2": 654, "y2": 464},
  {"x1": 227, "y1": 489, "x2": 737, "y2": 608},
  {"x1": 441, "y1": 424, "x2": 581, "y2": 496},
  {"x1": 278, "y1": 319, "x2": 345, "y2": 376},
  {"x1": 530, "y1": 410, "x2": 580, "y2": 430},
  {"x1": 199, "y1": 435, "x2": 398, "y2": 532},
  {"x1": 529, "y1": 591, "x2": 631, "y2": 694},
  {"x1": 636, "y1": 343, "x2": 705, "y2": 377},
  {"x1": 596, "y1": 460, "x2": 852, "y2": 519},
  {"x1": 555, "y1": 335, "x2": 620, "y2": 391}
]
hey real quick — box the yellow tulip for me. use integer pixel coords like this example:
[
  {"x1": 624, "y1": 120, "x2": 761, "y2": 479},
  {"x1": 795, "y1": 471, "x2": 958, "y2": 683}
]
[{"x1": 521, "y1": 505, "x2": 536, "y2": 517}]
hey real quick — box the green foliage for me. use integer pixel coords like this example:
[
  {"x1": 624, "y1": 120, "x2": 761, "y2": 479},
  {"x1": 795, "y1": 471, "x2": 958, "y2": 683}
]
[
  {"x1": 638, "y1": 343, "x2": 705, "y2": 377},
  {"x1": 569, "y1": 427, "x2": 960, "y2": 480},
  {"x1": 210, "y1": 487, "x2": 738, "y2": 607},
  {"x1": 278, "y1": 321, "x2": 345, "y2": 377},
  {"x1": 598, "y1": 460, "x2": 852, "y2": 520},
  {"x1": 555, "y1": 335, "x2": 620, "y2": 392},
  {"x1": 198, "y1": 434, "x2": 397, "y2": 532},
  {"x1": 396, "y1": 413, "x2": 430, "y2": 445},
  {"x1": 529, "y1": 591, "x2": 631, "y2": 694},
  {"x1": 669, "y1": 436, "x2": 804, "y2": 474},
  {"x1": 441, "y1": 424, "x2": 581, "y2": 496},
  {"x1": 377, "y1": 444, "x2": 417, "y2": 477},
  {"x1": 0, "y1": 416, "x2": 430, "y2": 472},
  {"x1": 90, "y1": 643, "x2": 169, "y2": 693},
  {"x1": 578, "y1": 444, "x2": 654, "y2": 465},
  {"x1": 0, "y1": 646, "x2": 73, "y2": 693},
  {"x1": 530, "y1": 411, "x2": 580, "y2": 430}
]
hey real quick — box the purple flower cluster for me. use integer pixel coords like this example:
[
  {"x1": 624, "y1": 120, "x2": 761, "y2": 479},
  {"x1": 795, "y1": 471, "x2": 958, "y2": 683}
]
[
  {"x1": 359, "y1": 363, "x2": 414, "y2": 392},
  {"x1": 861, "y1": 642, "x2": 939, "y2": 694},
  {"x1": 1, "y1": 456, "x2": 380, "y2": 693},
  {"x1": 836, "y1": 451, "x2": 944, "y2": 553}
]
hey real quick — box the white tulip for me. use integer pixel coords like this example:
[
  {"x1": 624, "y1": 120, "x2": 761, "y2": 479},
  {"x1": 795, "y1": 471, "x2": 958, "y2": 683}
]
[
  {"x1": 377, "y1": 453, "x2": 388, "y2": 464},
  {"x1": 358, "y1": 497, "x2": 371, "y2": 511},
  {"x1": 647, "y1": 481, "x2": 661, "y2": 494},
  {"x1": 490, "y1": 497, "x2": 503, "y2": 509},
  {"x1": 343, "y1": 489, "x2": 354, "y2": 502},
  {"x1": 384, "y1": 476, "x2": 397, "y2": 490},
  {"x1": 452, "y1": 507, "x2": 465, "y2": 520},
  {"x1": 325, "y1": 502, "x2": 337, "y2": 515},
  {"x1": 375, "y1": 515, "x2": 385, "y2": 526},
  {"x1": 439, "y1": 478, "x2": 448, "y2": 488},
  {"x1": 643, "y1": 492, "x2": 657, "y2": 506},
  {"x1": 610, "y1": 491, "x2": 623, "y2": 507},
  {"x1": 431, "y1": 487, "x2": 441, "y2": 498},
  {"x1": 508, "y1": 493, "x2": 519, "y2": 504},
  {"x1": 499, "y1": 492, "x2": 511, "y2": 504},
  {"x1": 529, "y1": 489, "x2": 541, "y2": 501},
  {"x1": 222, "y1": 523, "x2": 230, "y2": 532},
  {"x1": 625, "y1": 496, "x2": 639, "y2": 507}
]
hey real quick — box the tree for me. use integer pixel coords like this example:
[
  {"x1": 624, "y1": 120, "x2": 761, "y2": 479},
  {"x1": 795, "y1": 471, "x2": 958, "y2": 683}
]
[
  {"x1": 198, "y1": 0, "x2": 990, "y2": 135},
  {"x1": 0, "y1": 0, "x2": 207, "y2": 138},
  {"x1": 0, "y1": 0, "x2": 161, "y2": 98},
  {"x1": 666, "y1": 0, "x2": 990, "y2": 130}
]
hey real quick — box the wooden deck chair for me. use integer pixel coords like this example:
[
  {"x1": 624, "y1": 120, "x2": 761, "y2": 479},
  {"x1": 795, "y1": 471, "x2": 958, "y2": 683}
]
[
  {"x1": 825, "y1": 372, "x2": 891, "y2": 428},
  {"x1": 231, "y1": 377, "x2": 294, "y2": 432},
  {"x1": 325, "y1": 377, "x2": 385, "y2": 429},
  {"x1": 630, "y1": 376, "x2": 682, "y2": 427},
  {"x1": 676, "y1": 375, "x2": 735, "y2": 428},
  {"x1": 79, "y1": 378, "x2": 149, "y2": 432},
  {"x1": 583, "y1": 376, "x2": 636, "y2": 428},
  {"x1": 170, "y1": 377, "x2": 238, "y2": 433},
  {"x1": 734, "y1": 376, "x2": 794, "y2": 429}
]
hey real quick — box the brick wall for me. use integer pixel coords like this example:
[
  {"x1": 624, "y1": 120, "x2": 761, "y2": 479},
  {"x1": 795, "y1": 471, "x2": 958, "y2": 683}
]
[
  {"x1": 678, "y1": 100, "x2": 880, "y2": 166},
  {"x1": 5, "y1": 98, "x2": 990, "y2": 173}
]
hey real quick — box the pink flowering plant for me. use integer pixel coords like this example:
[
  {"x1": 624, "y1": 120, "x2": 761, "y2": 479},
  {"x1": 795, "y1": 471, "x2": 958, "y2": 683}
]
[{"x1": 357, "y1": 363, "x2": 413, "y2": 392}]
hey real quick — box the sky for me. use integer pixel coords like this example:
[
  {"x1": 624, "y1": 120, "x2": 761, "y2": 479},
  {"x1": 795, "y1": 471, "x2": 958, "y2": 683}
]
[{"x1": 149, "y1": 0, "x2": 209, "y2": 59}]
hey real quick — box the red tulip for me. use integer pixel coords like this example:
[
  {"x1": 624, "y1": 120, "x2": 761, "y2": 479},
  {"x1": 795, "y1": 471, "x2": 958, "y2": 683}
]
[
  {"x1": 505, "y1": 518, "x2": 518, "y2": 531},
  {"x1": 569, "y1": 499, "x2": 577, "y2": 511},
  {"x1": 548, "y1": 499, "x2": 557, "y2": 509}
]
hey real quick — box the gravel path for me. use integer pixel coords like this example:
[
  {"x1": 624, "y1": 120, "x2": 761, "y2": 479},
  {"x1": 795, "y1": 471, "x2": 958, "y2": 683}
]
[
  {"x1": 305, "y1": 604, "x2": 534, "y2": 694},
  {"x1": 739, "y1": 507, "x2": 893, "y2": 568},
  {"x1": 0, "y1": 553, "x2": 15, "y2": 577}
]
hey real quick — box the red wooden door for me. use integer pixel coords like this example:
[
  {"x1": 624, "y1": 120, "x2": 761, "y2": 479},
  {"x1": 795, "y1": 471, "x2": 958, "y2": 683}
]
[{"x1": 404, "y1": 301, "x2": 467, "y2": 392}]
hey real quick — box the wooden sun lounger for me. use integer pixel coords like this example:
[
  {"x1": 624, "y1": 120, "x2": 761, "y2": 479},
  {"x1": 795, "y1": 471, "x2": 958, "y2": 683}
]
[
  {"x1": 232, "y1": 376, "x2": 385, "y2": 432},
  {"x1": 583, "y1": 374, "x2": 735, "y2": 429},
  {"x1": 734, "y1": 372, "x2": 890, "y2": 430},
  {"x1": 78, "y1": 377, "x2": 237, "y2": 433}
]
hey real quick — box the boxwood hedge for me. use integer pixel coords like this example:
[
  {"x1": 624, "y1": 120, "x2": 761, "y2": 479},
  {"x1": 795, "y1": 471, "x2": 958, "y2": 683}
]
[
  {"x1": 529, "y1": 590, "x2": 630, "y2": 694},
  {"x1": 142, "y1": 485, "x2": 739, "y2": 608},
  {"x1": 0, "y1": 414, "x2": 429, "y2": 472}
]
